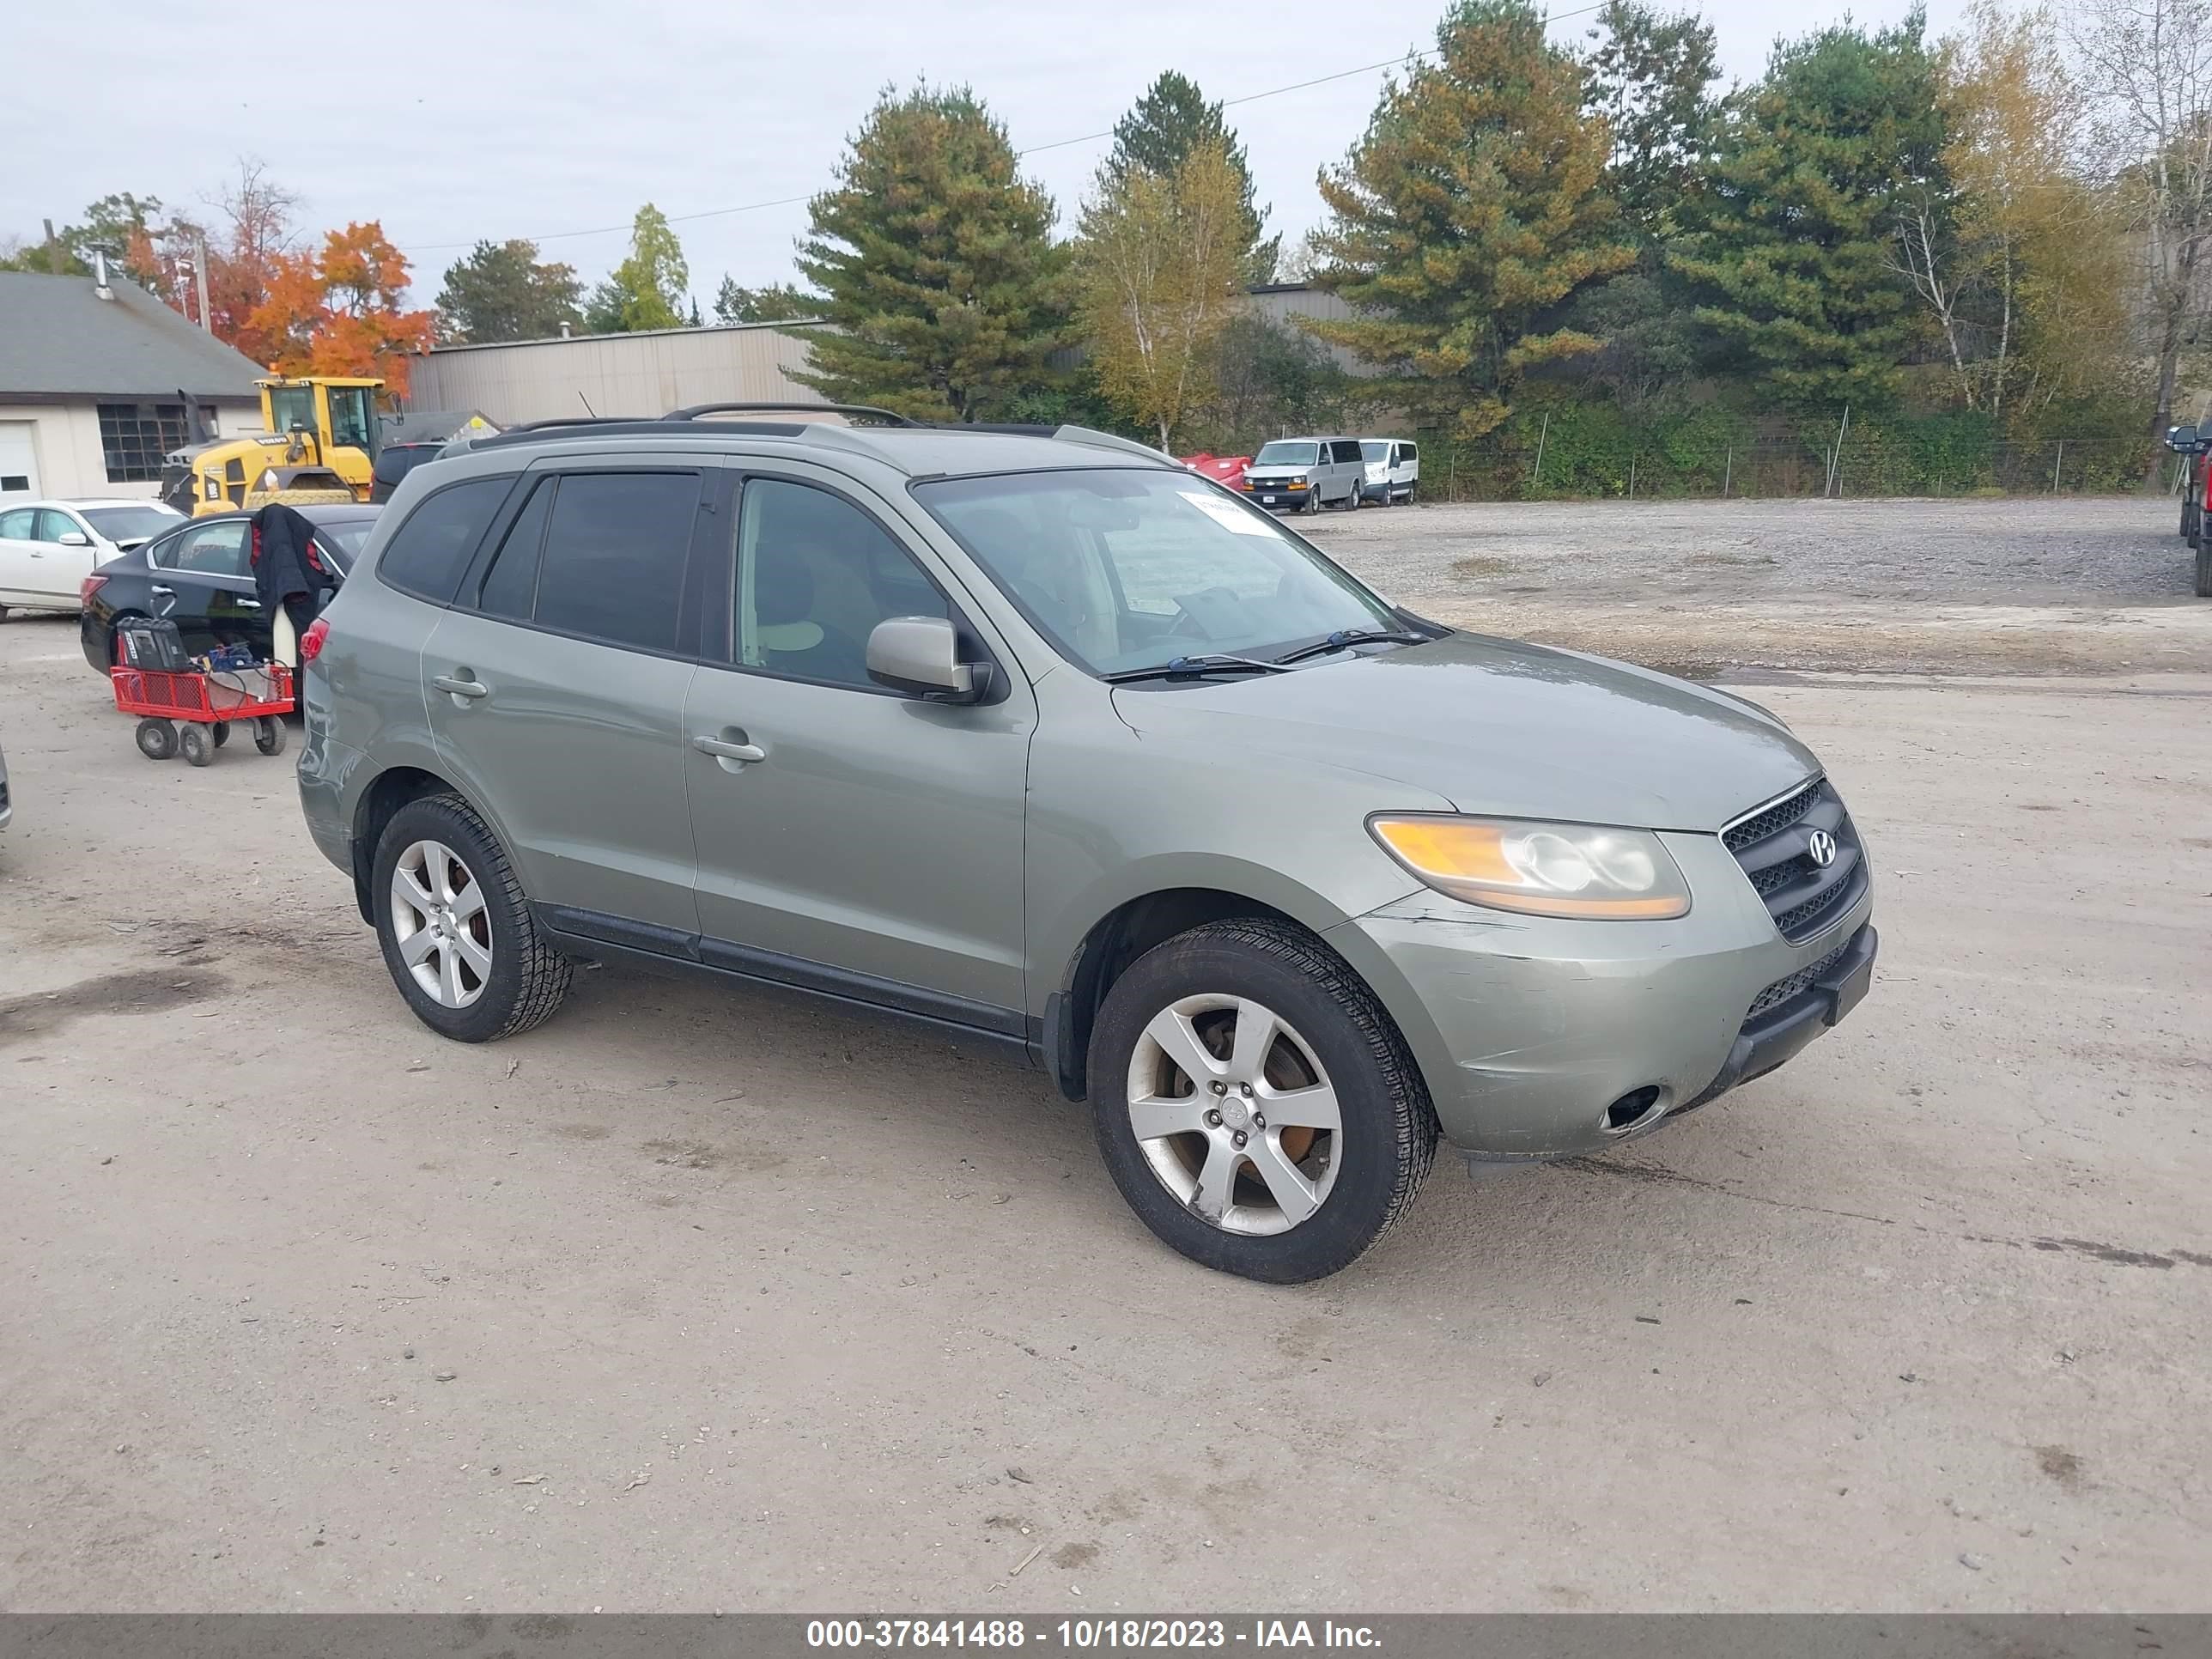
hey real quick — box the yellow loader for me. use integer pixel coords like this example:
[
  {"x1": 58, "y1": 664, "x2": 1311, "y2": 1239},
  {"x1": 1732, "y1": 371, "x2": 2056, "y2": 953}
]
[{"x1": 161, "y1": 377, "x2": 384, "y2": 517}]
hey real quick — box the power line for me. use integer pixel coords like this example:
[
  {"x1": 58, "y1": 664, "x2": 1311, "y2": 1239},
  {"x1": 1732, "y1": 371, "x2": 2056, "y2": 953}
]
[{"x1": 404, "y1": 3, "x2": 1609, "y2": 258}]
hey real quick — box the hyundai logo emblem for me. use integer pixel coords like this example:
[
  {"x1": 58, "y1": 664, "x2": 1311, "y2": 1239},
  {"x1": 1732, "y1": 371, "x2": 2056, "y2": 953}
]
[{"x1": 1807, "y1": 830, "x2": 1838, "y2": 868}]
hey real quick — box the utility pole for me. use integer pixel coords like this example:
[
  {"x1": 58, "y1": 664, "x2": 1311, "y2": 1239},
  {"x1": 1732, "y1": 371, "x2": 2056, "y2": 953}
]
[
  {"x1": 193, "y1": 233, "x2": 212, "y2": 332},
  {"x1": 42, "y1": 218, "x2": 64, "y2": 275}
]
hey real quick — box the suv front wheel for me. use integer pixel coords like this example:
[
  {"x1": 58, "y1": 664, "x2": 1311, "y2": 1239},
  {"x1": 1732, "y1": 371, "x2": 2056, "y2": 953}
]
[
  {"x1": 371, "y1": 793, "x2": 573, "y2": 1042},
  {"x1": 1088, "y1": 918, "x2": 1437, "y2": 1282}
]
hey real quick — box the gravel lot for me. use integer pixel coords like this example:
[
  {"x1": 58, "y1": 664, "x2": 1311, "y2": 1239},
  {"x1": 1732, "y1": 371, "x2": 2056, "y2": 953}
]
[
  {"x1": 1, "y1": 497, "x2": 2207, "y2": 1614},
  {"x1": 1303, "y1": 495, "x2": 2212, "y2": 676}
]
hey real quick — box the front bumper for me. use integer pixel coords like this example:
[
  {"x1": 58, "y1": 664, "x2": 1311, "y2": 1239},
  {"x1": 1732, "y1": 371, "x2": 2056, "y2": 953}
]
[
  {"x1": 1241, "y1": 481, "x2": 1310, "y2": 509},
  {"x1": 1325, "y1": 831, "x2": 1875, "y2": 1159}
]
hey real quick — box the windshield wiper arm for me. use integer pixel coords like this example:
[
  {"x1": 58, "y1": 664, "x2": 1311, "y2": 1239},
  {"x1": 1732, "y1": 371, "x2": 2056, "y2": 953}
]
[
  {"x1": 1270, "y1": 628, "x2": 1431, "y2": 665},
  {"x1": 1103, "y1": 653, "x2": 1292, "y2": 684}
]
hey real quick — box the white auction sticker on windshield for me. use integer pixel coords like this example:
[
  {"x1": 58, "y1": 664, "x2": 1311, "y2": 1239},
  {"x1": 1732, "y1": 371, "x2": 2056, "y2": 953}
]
[{"x1": 1179, "y1": 490, "x2": 1276, "y2": 536}]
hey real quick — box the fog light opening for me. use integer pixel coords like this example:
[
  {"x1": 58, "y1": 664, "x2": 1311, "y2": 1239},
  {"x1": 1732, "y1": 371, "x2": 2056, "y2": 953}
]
[{"x1": 1601, "y1": 1086, "x2": 1666, "y2": 1134}]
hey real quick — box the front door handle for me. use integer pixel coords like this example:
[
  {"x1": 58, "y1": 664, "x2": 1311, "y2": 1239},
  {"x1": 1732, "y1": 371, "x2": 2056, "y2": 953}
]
[
  {"x1": 149, "y1": 583, "x2": 174, "y2": 596},
  {"x1": 693, "y1": 732, "x2": 767, "y2": 767},
  {"x1": 432, "y1": 673, "x2": 489, "y2": 701}
]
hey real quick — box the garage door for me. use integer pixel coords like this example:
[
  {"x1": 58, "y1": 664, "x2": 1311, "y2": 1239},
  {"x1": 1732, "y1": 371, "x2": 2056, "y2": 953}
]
[{"x1": 0, "y1": 422, "x2": 38, "y2": 500}]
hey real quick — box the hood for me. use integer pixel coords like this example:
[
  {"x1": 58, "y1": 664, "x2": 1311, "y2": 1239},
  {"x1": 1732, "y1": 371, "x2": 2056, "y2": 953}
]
[{"x1": 1109, "y1": 632, "x2": 1820, "y2": 831}]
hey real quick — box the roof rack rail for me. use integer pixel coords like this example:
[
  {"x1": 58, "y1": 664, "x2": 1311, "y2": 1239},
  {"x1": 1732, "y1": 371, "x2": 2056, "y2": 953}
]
[
  {"x1": 665, "y1": 401, "x2": 915, "y2": 426},
  {"x1": 496, "y1": 416, "x2": 650, "y2": 434}
]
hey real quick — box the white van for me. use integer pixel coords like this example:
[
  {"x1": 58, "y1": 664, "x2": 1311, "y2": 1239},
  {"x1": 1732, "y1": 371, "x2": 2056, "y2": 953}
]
[
  {"x1": 1241, "y1": 436, "x2": 1367, "y2": 514},
  {"x1": 1359, "y1": 439, "x2": 1419, "y2": 505}
]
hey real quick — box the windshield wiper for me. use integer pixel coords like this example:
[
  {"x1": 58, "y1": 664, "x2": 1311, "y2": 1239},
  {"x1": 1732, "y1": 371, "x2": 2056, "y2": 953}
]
[
  {"x1": 1103, "y1": 653, "x2": 1292, "y2": 684},
  {"x1": 1269, "y1": 628, "x2": 1431, "y2": 665}
]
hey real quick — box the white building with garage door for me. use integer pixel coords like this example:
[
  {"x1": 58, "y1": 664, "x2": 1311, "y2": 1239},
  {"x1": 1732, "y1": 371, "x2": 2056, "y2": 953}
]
[{"x1": 0, "y1": 267, "x2": 264, "y2": 505}]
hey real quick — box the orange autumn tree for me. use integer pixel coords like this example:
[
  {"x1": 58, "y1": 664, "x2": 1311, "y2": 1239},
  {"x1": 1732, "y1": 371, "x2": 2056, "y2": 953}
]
[{"x1": 246, "y1": 222, "x2": 435, "y2": 398}]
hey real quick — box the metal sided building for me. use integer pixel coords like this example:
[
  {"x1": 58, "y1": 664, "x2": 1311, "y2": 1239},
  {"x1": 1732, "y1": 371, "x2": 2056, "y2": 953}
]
[{"x1": 404, "y1": 320, "x2": 830, "y2": 427}]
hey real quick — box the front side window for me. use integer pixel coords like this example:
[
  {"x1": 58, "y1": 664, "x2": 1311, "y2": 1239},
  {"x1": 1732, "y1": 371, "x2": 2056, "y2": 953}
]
[
  {"x1": 325, "y1": 386, "x2": 375, "y2": 453},
  {"x1": 1253, "y1": 441, "x2": 1318, "y2": 468},
  {"x1": 97, "y1": 403, "x2": 187, "y2": 483},
  {"x1": 531, "y1": 471, "x2": 699, "y2": 653},
  {"x1": 735, "y1": 478, "x2": 947, "y2": 690},
  {"x1": 917, "y1": 468, "x2": 1398, "y2": 677},
  {"x1": 36, "y1": 508, "x2": 85, "y2": 543}
]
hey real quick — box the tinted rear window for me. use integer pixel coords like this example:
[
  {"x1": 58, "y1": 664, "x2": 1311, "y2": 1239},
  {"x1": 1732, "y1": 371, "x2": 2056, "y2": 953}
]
[
  {"x1": 375, "y1": 478, "x2": 513, "y2": 602},
  {"x1": 531, "y1": 472, "x2": 699, "y2": 653}
]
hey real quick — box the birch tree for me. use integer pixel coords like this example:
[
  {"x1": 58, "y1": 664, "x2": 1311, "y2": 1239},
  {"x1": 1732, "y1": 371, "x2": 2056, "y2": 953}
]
[
  {"x1": 2072, "y1": 0, "x2": 2212, "y2": 447},
  {"x1": 1078, "y1": 140, "x2": 1249, "y2": 450}
]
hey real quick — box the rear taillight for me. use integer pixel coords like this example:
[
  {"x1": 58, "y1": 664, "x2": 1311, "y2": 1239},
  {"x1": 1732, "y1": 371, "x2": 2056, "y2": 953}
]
[
  {"x1": 301, "y1": 617, "x2": 331, "y2": 663},
  {"x1": 80, "y1": 574, "x2": 106, "y2": 606}
]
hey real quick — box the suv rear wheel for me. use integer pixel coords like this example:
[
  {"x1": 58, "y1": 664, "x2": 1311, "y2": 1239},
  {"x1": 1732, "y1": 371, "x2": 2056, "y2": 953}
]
[
  {"x1": 371, "y1": 793, "x2": 572, "y2": 1042},
  {"x1": 1087, "y1": 918, "x2": 1437, "y2": 1282}
]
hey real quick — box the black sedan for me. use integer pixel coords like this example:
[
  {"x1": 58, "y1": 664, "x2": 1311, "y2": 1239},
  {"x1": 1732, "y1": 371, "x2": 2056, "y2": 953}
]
[{"x1": 79, "y1": 503, "x2": 381, "y2": 672}]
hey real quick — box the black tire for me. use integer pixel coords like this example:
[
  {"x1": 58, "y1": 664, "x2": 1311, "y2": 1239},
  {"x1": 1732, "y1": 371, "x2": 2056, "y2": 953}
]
[
  {"x1": 254, "y1": 717, "x2": 286, "y2": 757},
  {"x1": 1087, "y1": 917, "x2": 1438, "y2": 1283},
  {"x1": 179, "y1": 723, "x2": 214, "y2": 768},
  {"x1": 2197, "y1": 538, "x2": 2212, "y2": 599},
  {"x1": 1343, "y1": 482, "x2": 1360, "y2": 510},
  {"x1": 135, "y1": 718, "x2": 177, "y2": 761},
  {"x1": 2184, "y1": 498, "x2": 2199, "y2": 544},
  {"x1": 211, "y1": 720, "x2": 230, "y2": 749},
  {"x1": 1302, "y1": 488, "x2": 1321, "y2": 516},
  {"x1": 371, "y1": 793, "x2": 572, "y2": 1042}
]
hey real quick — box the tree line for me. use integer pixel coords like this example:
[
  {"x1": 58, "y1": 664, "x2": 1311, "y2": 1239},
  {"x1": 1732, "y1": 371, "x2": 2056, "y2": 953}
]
[{"x1": 10, "y1": 0, "x2": 2203, "y2": 479}]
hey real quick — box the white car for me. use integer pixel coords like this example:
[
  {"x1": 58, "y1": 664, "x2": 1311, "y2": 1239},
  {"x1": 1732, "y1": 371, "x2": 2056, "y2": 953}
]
[
  {"x1": 0, "y1": 498, "x2": 186, "y2": 618},
  {"x1": 1358, "y1": 439, "x2": 1419, "y2": 505}
]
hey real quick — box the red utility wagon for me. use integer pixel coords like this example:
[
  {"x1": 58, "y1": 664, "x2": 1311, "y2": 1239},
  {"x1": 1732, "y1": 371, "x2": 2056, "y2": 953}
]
[{"x1": 111, "y1": 662, "x2": 293, "y2": 767}]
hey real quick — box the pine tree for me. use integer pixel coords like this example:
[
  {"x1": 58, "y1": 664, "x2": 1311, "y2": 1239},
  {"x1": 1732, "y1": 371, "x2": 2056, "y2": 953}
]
[
  {"x1": 435, "y1": 240, "x2": 583, "y2": 343},
  {"x1": 793, "y1": 83, "x2": 1068, "y2": 422},
  {"x1": 1305, "y1": 0, "x2": 1635, "y2": 437},
  {"x1": 1669, "y1": 14, "x2": 1948, "y2": 412},
  {"x1": 1106, "y1": 72, "x2": 1279, "y2": 283}
]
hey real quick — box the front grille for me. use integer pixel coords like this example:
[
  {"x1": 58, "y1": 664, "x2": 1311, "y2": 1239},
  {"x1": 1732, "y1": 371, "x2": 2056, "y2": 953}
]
[
  {"x1": 1746, "y1": 935, "x2": 1856, "y2": 1020},
  {"x1": 1723, "y1": 776, "x2": 1866, "y2": 944}
]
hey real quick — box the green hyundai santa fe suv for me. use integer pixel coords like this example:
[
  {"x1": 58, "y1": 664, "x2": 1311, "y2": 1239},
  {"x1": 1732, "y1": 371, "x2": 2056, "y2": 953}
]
[{"x1": 297, "y1": 407, "x2": 1875, "y2": 1282}]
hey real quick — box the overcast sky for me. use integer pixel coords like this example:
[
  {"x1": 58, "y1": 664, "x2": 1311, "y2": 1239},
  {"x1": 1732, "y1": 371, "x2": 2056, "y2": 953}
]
[{"x1": 11, "y1": 0, "x2": 1966, "y2": 307}]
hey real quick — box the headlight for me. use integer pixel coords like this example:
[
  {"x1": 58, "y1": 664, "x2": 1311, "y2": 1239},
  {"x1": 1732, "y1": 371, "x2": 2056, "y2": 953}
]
[{"x1": 1368, "y1": 815, "x2": 1692, "y2": 919}]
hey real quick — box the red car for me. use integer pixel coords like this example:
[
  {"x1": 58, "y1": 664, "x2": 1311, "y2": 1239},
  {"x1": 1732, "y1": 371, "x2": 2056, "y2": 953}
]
[{"x1": 1179, "y1": 453, "x2": 1251, "y2": 489}]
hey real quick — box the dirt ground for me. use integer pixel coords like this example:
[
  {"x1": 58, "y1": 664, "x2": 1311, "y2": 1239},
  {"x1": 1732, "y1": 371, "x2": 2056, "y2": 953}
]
[{"x1": 0, "y1": 496, "x2": 2207, "y2": 1613}]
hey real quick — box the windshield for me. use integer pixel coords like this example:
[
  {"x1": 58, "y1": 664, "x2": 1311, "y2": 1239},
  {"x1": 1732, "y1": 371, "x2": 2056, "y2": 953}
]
[
  {"x1": 267, "y1": 386, "x2": 316, "y2": 435},
  {"x1": 916, "y1": 468, "x2": 1400, "y2": 677},
  {"x1": 82, "y1": 506, "x2": 182, "y2": 542},
  {"x1": 1252, "y1": 441, "x2": 1319, "y2": 468},
  {"x1": 308, "y1": 518, "x2": 378, "y2": 571},
  {"x1": 1361, "y1": 441, "x2": 1389, "y2": 462}
]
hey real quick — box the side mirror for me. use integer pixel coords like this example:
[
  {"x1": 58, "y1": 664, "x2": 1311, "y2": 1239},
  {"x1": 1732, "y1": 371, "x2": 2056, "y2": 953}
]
[
  {"x1": 57, "y1": 531, "x2": 90, "y2": 548},
  {"x1": 2167, "y1": 424, "x2": 2199, "y2": 453},
  {"x1": 866, "y1": 615, "x2": 989, "y2": 702}
]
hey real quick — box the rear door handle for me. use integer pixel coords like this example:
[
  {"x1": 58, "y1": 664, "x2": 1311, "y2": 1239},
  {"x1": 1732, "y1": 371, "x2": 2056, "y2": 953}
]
[
  {"x1": 432, "y1": 674, "x2": 489, "y2": 700},
  {"x1": 693, "y1": 733, "x2": 767, "y2": 765}
]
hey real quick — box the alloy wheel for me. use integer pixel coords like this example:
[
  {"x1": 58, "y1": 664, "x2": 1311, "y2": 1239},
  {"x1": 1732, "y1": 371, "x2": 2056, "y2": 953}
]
[
  {"x1": 1125, "y1": 994, "x2": 1343, "y2": 1235},
  {"x1": 389, "y1": 839, "x2": 494, "y2": 1009}
]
